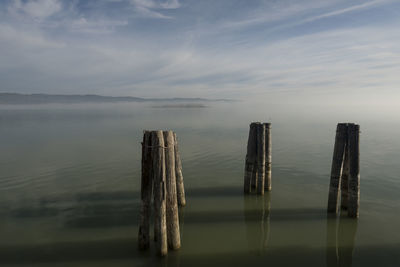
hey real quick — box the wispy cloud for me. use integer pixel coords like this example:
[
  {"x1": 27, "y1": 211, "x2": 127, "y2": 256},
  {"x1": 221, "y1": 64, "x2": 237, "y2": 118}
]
[
  {"x1": 293, "y1": 0, "x2": 394, "y2": 26},
  {"x1": 219, "y1": 0, "x2": 393, "y2": 32},
  {"x1": 68, "y1": 17, "x2": 128, "y2": 33},
  {"x1": 219, "y1": 0, "x2": 332, "y2": 30},
  {"x1": 131, "y1": 0, "x2": 180, "y2": 9},
  {"x1": 4, "y1": 0, "x2": 131, "y2": 34},
  {"x1": 8, "y1": 0, "x2": 62, "y2": 20},
  {"x1": 130, "y1": 0, "x2": 180, "y2": 19}
]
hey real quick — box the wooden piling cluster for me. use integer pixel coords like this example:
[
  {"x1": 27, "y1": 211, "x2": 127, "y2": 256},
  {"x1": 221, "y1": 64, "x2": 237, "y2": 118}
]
[
  {"x1": 138, "y1": 130, "x2": 186, "y2": 256},
  {"x1": 244, "y1": 122, "x2": 271, "y2": 195},
  {"x1": 327, "y1": 123, "x2": 360, "y2": 218}
]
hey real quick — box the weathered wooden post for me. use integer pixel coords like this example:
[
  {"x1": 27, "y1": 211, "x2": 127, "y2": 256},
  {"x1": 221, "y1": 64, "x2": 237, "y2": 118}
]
[
  {"x1": 244, "y1": 123, "x2": 258, "y2": 193},
  {"x1": 250, "y1": 123, "x2": 260, "y2": 191},
  {"x1": 138, "y1": 131, "x2": 152, "y2": 250},
  {"x1": 264, "y1": 123, "x2": 272, "y2": 191},
  {"x1": 327, "y1": 123, "x2": 360, "y2": 218},
  {"x1": 174, "y1": 133, "x2": 186, "y2": 207},
  {"x1": 244, "y1": 122, "x2": 271, "y2": 195},
  {"x1": 257, "y1": 123, "x2": 266, "y2": 195},
  {"x1": 327, "y1": 123, "x2": 347, "y2": 214},
  {"x1": 152, "y1": 131, "x2": 168, "y2": 256},
  {"x1": 347, "y1": 124, "x2": 360, "y2": 218},
  {"x1": 138, "y1": 130, "x2": 186, "y2": 256},
  {"x1": 341, "y1": 148, "x2": 350, "y2": 210},
  {"x1": 164, "y1": 131, "x2": 181, "y2": 250}
]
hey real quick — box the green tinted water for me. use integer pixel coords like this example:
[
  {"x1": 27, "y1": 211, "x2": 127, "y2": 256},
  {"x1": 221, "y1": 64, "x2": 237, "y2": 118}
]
[{"x1": 0, "y1": 102, "x2": 399, "y2": 266}]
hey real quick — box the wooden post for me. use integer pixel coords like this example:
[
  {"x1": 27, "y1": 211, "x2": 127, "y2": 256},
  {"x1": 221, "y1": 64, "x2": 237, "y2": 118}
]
[
  {"x1": 152, "y1": 131, "x2": 168, "y2": 256},
  {"x1": 264, "y1": 123, "x2": 272, "y2": 191},
  {"x1": 163, "y1": 131, "x2": 181, "y2": 250},
  {"x1": 244, "y1": 123, "x2": 258, "y2": 193},
  {"x1": 341, "y1": 146, "x2": 350, "y2": 210},
  {"x1": 327, "y1": 123, "x2": 347, "y2": 214},
  {"x1": 347, "y1": 124, "x2": 360, "y2": 218},
  {"x1": 174, "y1": 132, "x2": 186, "y2": 207},
  {"x1": 257, "y1": 123, "x2": 266, "y2": 195},
  {"x1": 250, "y1": 123, "x2": 260, "y2": 191},
  {"x1": 138, "y1": 131, "x2": 152, "y2": 250}
]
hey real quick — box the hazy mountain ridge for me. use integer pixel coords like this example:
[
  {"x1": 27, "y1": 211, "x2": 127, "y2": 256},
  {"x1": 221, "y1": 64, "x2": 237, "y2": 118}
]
[{"x1": 0, "y1": 93, "x2": 232, "y2": 104}]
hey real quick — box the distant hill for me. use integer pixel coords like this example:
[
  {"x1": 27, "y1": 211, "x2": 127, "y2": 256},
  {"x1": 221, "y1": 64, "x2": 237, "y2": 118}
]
[{"x1": 0, "y1": 93, "x2": 232, "y2": 104}]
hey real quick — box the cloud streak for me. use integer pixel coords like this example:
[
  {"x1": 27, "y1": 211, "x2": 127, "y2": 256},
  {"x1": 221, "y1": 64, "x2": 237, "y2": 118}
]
[
  {"x1": 130, "y1": 0, "x2": 180, "y2": 19},
  {"x1": 219, "y1": 0, "x2": 394, "y2": 33},
  {"x1": 9, "y1": 0, "x2": 62, "y2": 19}
]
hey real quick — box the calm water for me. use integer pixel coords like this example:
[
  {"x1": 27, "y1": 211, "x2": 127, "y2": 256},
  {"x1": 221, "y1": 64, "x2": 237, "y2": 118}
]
[{"x1": 1, "y1": 102, "x2": 400, "y2": 266}]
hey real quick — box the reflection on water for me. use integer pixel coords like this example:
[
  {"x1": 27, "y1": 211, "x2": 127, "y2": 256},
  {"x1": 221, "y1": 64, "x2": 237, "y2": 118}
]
[
  {"x1": 2, "y1": 191, "x2": 140, "y2": 228},
  {"x1": 244, "y1": 193, "x2": 271, "y2": 253},
  {"x1": 326, "y1": 213, "x2": 358, "y2": 267}
]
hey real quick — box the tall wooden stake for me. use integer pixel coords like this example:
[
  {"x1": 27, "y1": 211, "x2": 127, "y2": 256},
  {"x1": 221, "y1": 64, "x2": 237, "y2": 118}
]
[
  {"x1": 257, "y1": 123, "x2": 266, "y2": 195},
  {"x1": 327, "y1": 123, "x2": 360, "y2": 218},
  {"x1": 244, "y1": 123, "x2": 258, "y2": 193},
  {"x1": 139, "y1": 130, "x2": 186, "y2": 256},
  {"x1": 341, "y1": 146, "x2": 350, "y2": 210},
  {"x1": 174, "y1": 133, "x2": 186, "y2": 207},
  {"x1": 244, "y1": 122, "x2": 271, "y2": 195},
  {"x1": 264, "y1": 123, "x2": 272, "y2": 191},
  {"x1": 347, "y1": 124, "x2": 360, "y2": 218},
  {"x1": 138, "y1": 131, "x2": 152, "y2": 250},
  {"x1": 152, "y1": 131, "x2": 168, "y2": 256},
  {"x1": 164, "y1": 131, "x2": 181, "y2": 250},
  {"x1": 327, "y1": 123, "x2": 347, "y2": 214},
  {"x1": 250, "y1": 123, "x2": 260, "y2": 191}
]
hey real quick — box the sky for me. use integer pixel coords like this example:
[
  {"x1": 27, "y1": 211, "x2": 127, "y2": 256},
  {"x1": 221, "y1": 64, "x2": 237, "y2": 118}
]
[{"x1": 0, "y1": 0, "x2": 400, "y2": 103}]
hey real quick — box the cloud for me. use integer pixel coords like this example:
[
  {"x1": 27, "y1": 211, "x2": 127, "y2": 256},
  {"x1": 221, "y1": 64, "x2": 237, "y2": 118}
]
[
  {"x1": 219, "y1": 0, "x2": 394, "y2": 32},
  {"x1": 130, "y1": 0, "x2": 180, "y2": 19},
  {"x1": 9, "y1": 0, "x2": 62, "y2": 19},
  {"x1": 292, "y1": 0, "x2": 394, "y2": 26},
  {"x1": 68, "y1": 17, "x2": 128, "y2": 33},
  {"x1": 0, "y1": 24, "x2": 63, "y2": 49},
  {"x1": 219, "y1": 0, "x2": 332, "y2": 30},
  {"x1": 159, "y1": 0, "x2": 180, "y2": 9},
  {"x1": 4, "y1": 0, "x2": 130, "y2": 34},
  {"x1": 130, "y1": 0, "x2": 180, "y2": 9}
]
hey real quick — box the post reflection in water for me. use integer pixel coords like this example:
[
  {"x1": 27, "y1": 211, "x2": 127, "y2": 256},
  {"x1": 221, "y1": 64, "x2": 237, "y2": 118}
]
[
  {"x1": 244, "y1": 193, "x2": 271, "y2": 254},
  {"x1": 326, "y1": 213, "x2": 358, "y2": 267}
]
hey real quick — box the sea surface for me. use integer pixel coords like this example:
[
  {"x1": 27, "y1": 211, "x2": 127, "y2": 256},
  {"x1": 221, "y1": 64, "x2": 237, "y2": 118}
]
[{"x1": 0, "y1": 101, "x2": 399, "y2": 266}]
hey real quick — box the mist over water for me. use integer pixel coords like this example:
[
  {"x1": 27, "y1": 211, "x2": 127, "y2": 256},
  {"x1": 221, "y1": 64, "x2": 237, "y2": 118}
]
[{"x1": 1, "y1": 101, "x2": 400, "y2": 266}]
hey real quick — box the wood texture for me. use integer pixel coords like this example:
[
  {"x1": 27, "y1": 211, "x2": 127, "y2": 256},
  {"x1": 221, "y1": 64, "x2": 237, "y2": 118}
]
[
  {"x1": 174, "y1": 132, "x2": 186, "y2": 207},
  {"x1": 347, "y1": 124, "x2": 360, "y2": 218},
  {"x1": 327, "y1": 123, "x2": 347, "y2": 214},
  {"x1": 152, "y1": 131, "x2": 168, "y2": 256},
  {"x1": 138, "y1": 131, "x2": 152, "y2": 250},
  {"x1": 164, "y1": 131, "x2": 181, "y2": 250},
  {"x1": 257, "y1": 123, "x2": 266, "y2": 195},
  {"x1": 244, "y1": 122, "x2": 258, "y2": 193},
  {"x1": 264, "y1": 123, "x2": 272, "y2": 191},
  {"x1": 341, "y1": 144, "x2": 350, "y2": 210},
  {"x1": 250, "y1": 123, "x2": 260, "y2": 191}
]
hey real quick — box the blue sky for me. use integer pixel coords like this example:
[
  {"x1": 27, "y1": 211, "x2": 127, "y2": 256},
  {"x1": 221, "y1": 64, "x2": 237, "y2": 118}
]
[{"x1": 0, "y1": 0, "x2": 399, "y2": 102}]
